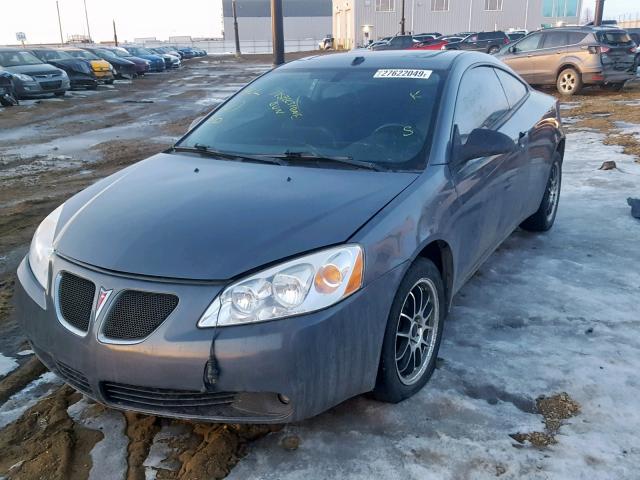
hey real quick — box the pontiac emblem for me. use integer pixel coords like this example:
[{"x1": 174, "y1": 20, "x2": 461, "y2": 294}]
[{"x1": 96, "y1": 287, "x2": 113, "y2": 317}]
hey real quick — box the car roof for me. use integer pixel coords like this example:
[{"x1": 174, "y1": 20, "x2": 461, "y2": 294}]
[{"x1": 283, "y1": 50, "x2": 493, "y2": 71}]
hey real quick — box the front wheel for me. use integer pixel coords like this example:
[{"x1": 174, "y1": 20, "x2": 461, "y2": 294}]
[
  {"x1": 557, "y1": 67, "x2": 582, "y2": 96},
  {"x1": 54, "y1": 91, "x2": 66, "y2": 97},
  {"x1": 373, "y1": 258, "x2": 445, "y2": 403},
  {"x1": 520, "y1": 153, "x2": 562, "y2": 232}
]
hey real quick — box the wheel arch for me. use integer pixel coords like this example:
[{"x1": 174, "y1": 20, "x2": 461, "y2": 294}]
[
  {"x1": 556, "y1": 62, "x2": 582, "y2": 80},
  {"x1": 416, "y1": 240, "x2": 454, "y2": 311}
]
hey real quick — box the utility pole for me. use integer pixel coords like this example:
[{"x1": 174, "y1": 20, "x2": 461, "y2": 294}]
[
  {"x1": 400, "y1": 0, "x2": 406, "y2": 34},
  {"x1": 83, "y1": 0, "x2": 92, "y2": 41},
  {"x1": 271, "y1": 0, "x2": 285, "y2": 66},
  {"x1": 232, "y1": 0, "x2": 241, "y2": 57},
  {"x1": 113, "y1": 19, "x2": 119, "y2": 46},
  {"x1": 593, "y1": 0, "x2": 605, "y2": 26},
  {"x1": 56, "y1": 1, "x2": 64, "y2": 45}
]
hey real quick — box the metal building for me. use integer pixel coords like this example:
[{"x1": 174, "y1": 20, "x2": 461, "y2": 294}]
[
  {"x1": 333, "y1": 0, "x2": 583, "y2": 48},
  {"x1": 222, "y1": 0, "x2": 332, "y2": 41}
]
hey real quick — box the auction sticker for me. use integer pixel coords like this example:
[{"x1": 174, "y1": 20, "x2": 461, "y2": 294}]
[{"x1": 374, "y1": 69, "x2": 432, "y2": 79}]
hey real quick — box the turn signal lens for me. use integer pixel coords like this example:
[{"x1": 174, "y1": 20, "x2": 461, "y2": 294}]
[{"x1": 344, "y1": 249, "x2": 364, "y2": 297}]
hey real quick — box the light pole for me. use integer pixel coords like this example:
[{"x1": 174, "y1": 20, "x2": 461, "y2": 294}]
[
  {"x1": 594, "y1": 0, "x2": 605, "y2": 26},
  {"x1": 271, "y1": 0, "x2": 285, "y2": 65},
  {"x1": 56, "y1": 1, "x2": 64, "y2": 45},
  {"x1": 113, "y1": 19, "x2": 119, "y2": 46},
  {"x1": 400, "y1": 0, "x2": 406, "y2": 34},
  {"x1": 83, "y1": 0, "x2": 92, "y2": 41},
  {"x1": 232, "y1": 0, "x2": 241, "y2": 57}
]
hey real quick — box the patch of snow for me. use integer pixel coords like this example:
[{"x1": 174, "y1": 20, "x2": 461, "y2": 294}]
[
  {"x1": 143, "y1": 422, "x2": 190, "y2": 478},
  {"x1": 16, "y1": 350, "x2": 34, "y2": 356},
  {"x1": 67, "y1": 398, "x2": 129, "y2": 480},
  {"x1": 0, "y1": 372, "x2": 61, "y2": 429},
  {"x1": 0, "y1": 353, "x2": 18, "y2": 377},
  {"x1": 229, "y1": 130, "x2": 640, "y2": 479},
  {"x1": 613, "y1": 121, "x2": 640, "y2": 141}
]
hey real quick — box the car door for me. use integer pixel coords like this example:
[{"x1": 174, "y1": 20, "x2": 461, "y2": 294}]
[
  {"x1": 460, "y1": 34, "x2": 479, "y2": 51},
  {"x1": 534, "y1": 31, "x2": 570, "y2": 83},
  {"x1": 448, "y1": 66, "x2": 516, "y2": 282},
  {"x1": 500, "y1": 33, "x2": 544, "y2": 83}
]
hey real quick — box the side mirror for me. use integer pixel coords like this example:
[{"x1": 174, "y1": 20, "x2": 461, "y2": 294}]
[
  {"x1": 454, "y1": 128, "x2": 515, "y2": 164},
  {"x1": 509, "y1": 45, "x2": 518, "y2": 53}
]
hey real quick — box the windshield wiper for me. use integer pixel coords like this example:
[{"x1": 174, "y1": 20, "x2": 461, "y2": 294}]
[
  {"x1": 262, "y1": 151, "x2": 386, "y2": 172},
  {"x1": 173, "y1": 144, "x2": 286, "y2": 166}
]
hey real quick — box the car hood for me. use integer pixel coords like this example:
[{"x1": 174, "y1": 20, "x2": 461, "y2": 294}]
[
  {"x1": 46, "y1": 59, "x2": 90, "y2": 72},
  {"x1": 55, "y1": 153, "x2": 418, "y2": 281},
  {"x1": 4, "y1": 64, "x2": 61, "y2": 75}
]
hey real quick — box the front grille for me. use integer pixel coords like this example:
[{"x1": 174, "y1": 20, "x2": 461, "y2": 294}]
[
  {"x1": 40, "y1": 80, "x2": 63, "y2": 90},
  {"x1": 56, "y1": 361, "x2": 92, "y2": 394},
  {"x1": 33, "y1": 72, "x2": 62, "y2": 78},
  {"x1": 102, "y1": 382, "x2": 235, "y2": 415},
  {"x1": 102, "y1": 290, "x2": 178, "y2": 341},
  {"x1": 58, "y1": 272, "x2": 96, "y2": 333}
]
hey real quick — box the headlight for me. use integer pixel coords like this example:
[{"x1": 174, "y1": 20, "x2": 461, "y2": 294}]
[
  {"x1": 198, "y1": 245, "x2": 364, "y2": 327},
  {"x1": 14, "y1": 73, "x2": 35, "y2": 82},
  {"x1": 28, "y1": 204, "x2": 64, "y2": 289}
]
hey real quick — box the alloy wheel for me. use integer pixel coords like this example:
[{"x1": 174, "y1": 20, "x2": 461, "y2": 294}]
[
  {"x1": 559, "y1": 72, "x2": 576, "y2": 94},
  {"x1": 545, "y1": 162, "x2": 560, "y2": 221},
  {"x1": 395, "y1": 278, "x2": 440, "y2": 386}
]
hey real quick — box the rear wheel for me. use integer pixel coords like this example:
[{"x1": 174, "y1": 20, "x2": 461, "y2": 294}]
[
  {"x1": 373, "y1": 258, "x2": 445, "y2": 403},
  {"x1": 488, "y1": 45, "x2": 500, "y2": 54},
  {"x1": 556, "y1": 67, "x2": 582, "y2": 96},
  {"x1": 521, "y1": 153, "x2": 562, "y2": 232}
]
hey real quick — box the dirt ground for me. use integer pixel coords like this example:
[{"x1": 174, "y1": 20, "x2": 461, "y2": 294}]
[{"x1": 1, "y1": 56, "x2": 639, "y2": 479}]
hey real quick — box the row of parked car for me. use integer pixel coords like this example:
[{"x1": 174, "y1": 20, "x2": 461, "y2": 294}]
[
  {"x1": 367, "y1": 26, "x2": 639, "y2": 96},
  {"x1": 0, "y1": 45, "x2": 207, "y2": 105}
]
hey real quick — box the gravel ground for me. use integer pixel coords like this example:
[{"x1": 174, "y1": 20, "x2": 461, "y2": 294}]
[{"x1": 0, "y1": 57, "x2": 639, "y2": 480}]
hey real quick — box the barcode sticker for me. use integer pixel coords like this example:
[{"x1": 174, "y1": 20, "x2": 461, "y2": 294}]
[{"x1": 374, "y1": 69, "x2": 433, "y2": 79}]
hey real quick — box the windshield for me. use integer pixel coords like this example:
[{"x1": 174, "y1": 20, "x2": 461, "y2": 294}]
[
  {"x1": 94, "y1": 48, "x2": 117, "y2": 58},
  {"x1": 0, "y1": 51, "x2": 43, "y2": 67},
  {"x1": 34, "y1": 50, "x2": 74, "y2": 61},
  {"x1": 598, "y1": 31, "x2": 633, "y2": 46},
  {"x1": 178, "y1": 67, "x2": 445, "y2": 171},
  {"x1": 66, "y1": 50, "x2": 99, "y2": 60}
]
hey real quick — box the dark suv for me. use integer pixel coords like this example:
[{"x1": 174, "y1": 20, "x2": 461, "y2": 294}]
[
  {"x1": 497, "y1": 27, "x2": 637, "y2": 95},
  {"x1": 446, "y1": 31, "x2": 509, "y2": 54},
  {"x1": 371, "y1": 35, "x2": 416, "y2": 51},
  {"x1": 627, "y1": 28, "x2": 640, "y2": 69}
]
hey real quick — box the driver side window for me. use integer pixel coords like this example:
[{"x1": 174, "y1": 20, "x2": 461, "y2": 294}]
[
  {"x1": 453, "y1": 67, "x2": 510, "y2": 145},
  {"x1": 513, "y1": 33, "x2": 542, "y2": 52}
]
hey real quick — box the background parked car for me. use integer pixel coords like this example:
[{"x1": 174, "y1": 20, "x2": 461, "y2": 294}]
[
  {"x1": 152, "y1": 46, "x2": 184, "y2": 60},
  {"x1": 175, "y1": 47, "x2": 198, "y2": 59},
  {"x1": 446, "y1": 31, "x2": 510, "y2": 53},
  {"x1": 496, "y1": 26, "x2": 637, "y2": 95},
  {"x1": 62, "y1": 48, "x2": 115, "y2": 84},
  {"x1": 411, "y1": 38, "x2": 449, "y2": 50},
  {"x1": 0, "y1": 48, "x2": 69, "y2": 98},
  {"x1": 318, "y1": 35, "x2": 334, "y2": 50},
  {"x1": 413, "y1": 32, "x2": 442, "y2": 43},
  {"x1": 507, "y1": 32, "x2": 527, "y2": 41},
  {"x1": 101, "y1": 47, "x2": 151, "y2": 76},
  {"x1": 626, "y1": 28, "x2": 640, "y2": 69},
  {"x1": 123, "y1": 47, "x2": 166, "y2": 72},
  {"x1": 0, "y1": 70, "x2": 18, "y2": 106},
  {"x1": 149, "y1": 48, "x2": 181, "y2": 69},
  {"x1": 370, "y1": 35, "x2": 416, "y2": 50},
  {"x1": 82, "y1": 47, "x2": 138, "y2": 79},
  {"x1": 29, "y1": 48, "x2": 97, "y2": 90}
]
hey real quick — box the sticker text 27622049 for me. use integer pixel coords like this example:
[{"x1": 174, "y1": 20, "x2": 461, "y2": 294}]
[{"x1": 374, "y1": 69, "x2": 432, "y2": 80}]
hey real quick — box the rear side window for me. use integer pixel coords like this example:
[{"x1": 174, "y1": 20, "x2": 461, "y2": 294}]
[
  {"x1": 454, "y1": 66, "x2": 509, "y2": 144},
  {"x1": 598, "y1": 31, "x2": 633, "y2": 46},
  {"x1": 630, "y1": 33, "x2": 640, "y2": 44},
  {"x1": 542, "y1": 31, "x2": 569, "y2": 48},
  {"x1": 568, "y1": 32, "x2": 588, "y2": 44},
  {"x1": 479, "y1": 32, "x2": 504, "y2": 40},
  {"x1": 494, "y1": 69, "x2": 528, "y2": 108}
]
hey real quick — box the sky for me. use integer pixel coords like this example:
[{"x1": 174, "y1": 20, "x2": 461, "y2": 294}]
[
  {"x1": 1, "y1": 0, "x2": 224, "y2": 45},
  {"x1": 1, "y1": 0, "x2": 639, "y2": 46}
]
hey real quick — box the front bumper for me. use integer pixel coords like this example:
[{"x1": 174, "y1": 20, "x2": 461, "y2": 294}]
[
  {"x1": 93, "y1": 70, "x2": 115, "y2": 82},
  {"x1": 16, "y1": 254, "x2": 403, "y2": 423},
  {"x1": 14, "y1": 78, "x2": 70, "y2": 98},
  {"x1": 68, "y1": 72, "x2": 99, "y2": 89}
]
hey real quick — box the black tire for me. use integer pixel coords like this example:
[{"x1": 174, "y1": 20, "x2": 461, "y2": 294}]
[
  {"x1": 556, "y1": 67, "x2": 582, "y2": 96},
  {"x1": 373, "y1": 258, "x2": 446, "y2": 403},
  {"x1": 54, "y1": 91, "x2": 66, "y2": 97},
  {"x1": 105, "y1": 79, "x2": 115, "y2": 85},
  {"x1": 521, "y1": 152, "x2": 562, "y2": 232},
  {"x1": 488, "y1": 45, "x2": 500, "y2": 54}
]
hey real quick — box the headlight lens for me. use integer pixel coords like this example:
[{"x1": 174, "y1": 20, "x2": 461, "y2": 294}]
[
  {"x1": 198, "y1": 245, "x2": 364, "y2": 327},
  {"x1": 14, "y1": 73, "x2": 35, "y2": 82},
  {"x1": 28, "y1": 204, "x2": 64, "y2": 289}
]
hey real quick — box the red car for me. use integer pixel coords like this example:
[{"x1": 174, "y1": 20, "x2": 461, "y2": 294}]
[{"x1": 411, "y1": 39, "x2": 448, "y2": 50}]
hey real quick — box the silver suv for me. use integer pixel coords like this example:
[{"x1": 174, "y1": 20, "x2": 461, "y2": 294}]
[{"x1": 496, "y1": 26, "x2": 637, "y2": 95}]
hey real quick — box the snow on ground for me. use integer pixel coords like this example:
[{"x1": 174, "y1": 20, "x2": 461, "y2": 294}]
[
  {"x1": 229, "y1": 131, "x2": 640, "y2": 480},
  {"x1": 68, "y1": 398, "x2": 129, "y2": 480},
  {"x1": 0, "y1": 372, "x2": 61, "y2": 429},
  {"x1": 0, "y1": 354, "x2": 18, "y2": 377}
]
